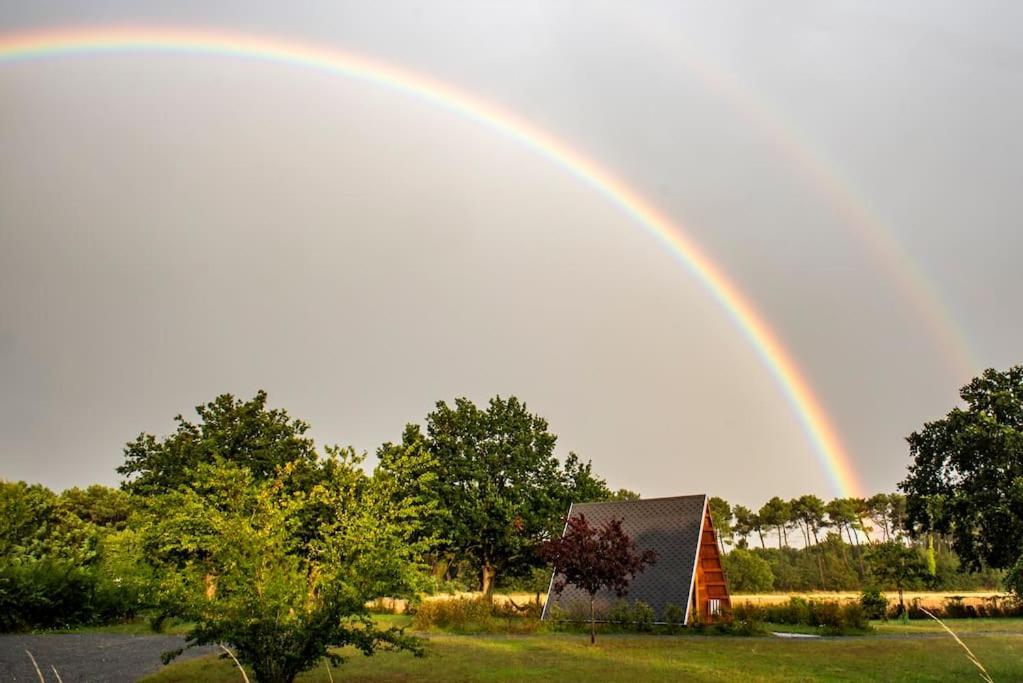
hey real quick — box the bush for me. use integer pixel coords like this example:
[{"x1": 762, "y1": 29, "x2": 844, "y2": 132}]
[
  {"x1": 0, "y1": 559, "x2": 102, "y2": 631},
  {"x1": 860, "y1": 589, "x2": 888, "y2": 620},
  {"x1": 754, "y1": 597, "x2": 869, "y2": 635},
  {"x1": 809, "y1": 600, "x2": 843, "y2": 633},
  {"x1": 411, "y1": 597, "x2": 541, "y2": 633},
  {"x1": 412, "y1": 597, "x2": 492, "y2": 630},
  {"x1": 631, "y1": 601, "x2": 655, "y2": 631},
  {"x1": 662, "y1": 602, "x2": 684, "y2": 631},
  {"x1": 605, "y1": 599, "x2": 633, "y2": 625},
  {"x1": 839, "y1": 602, "x2": 869, "y2": 631},
  {"x1": 729, "y1": 602, "x2": 766, "y2": 636},
  {"x1": 763, "y1": 597, "x2": 811, "y2": 625}
]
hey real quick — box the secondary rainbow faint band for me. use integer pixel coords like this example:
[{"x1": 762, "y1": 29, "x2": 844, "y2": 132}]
[
  {"x1": 0, "y1": 25, "x2": 865, "y2": 497},
  {"x1": 629, "y1": 15, "x2": 977, "y2": 380}
]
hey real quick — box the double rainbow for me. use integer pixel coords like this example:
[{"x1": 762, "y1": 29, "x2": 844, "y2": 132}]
[{"x1": 0, "y1": 26, "x2": 864, "y2": 497}]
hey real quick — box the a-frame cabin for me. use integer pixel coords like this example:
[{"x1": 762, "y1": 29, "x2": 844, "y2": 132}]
[
  {"x1": 542, "y1": 494, "x2": 731, "y2": 625},
  {"x1": 692, "y1": 499, "x2": 732, "y2": 623}
]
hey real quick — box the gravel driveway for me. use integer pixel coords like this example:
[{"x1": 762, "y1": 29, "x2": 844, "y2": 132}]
[{"x1": 0, "y1": 633, "x2": 217, "y2": 682}]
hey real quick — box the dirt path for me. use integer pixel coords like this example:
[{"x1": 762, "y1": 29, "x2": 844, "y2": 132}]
[{"x1": 0, "y1": 633, "x2": 216, "y2": 682}]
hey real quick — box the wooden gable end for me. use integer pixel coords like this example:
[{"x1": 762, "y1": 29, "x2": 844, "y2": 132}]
[{"x1": 690, "y1": 501, "x2": 732, "y2": 624}]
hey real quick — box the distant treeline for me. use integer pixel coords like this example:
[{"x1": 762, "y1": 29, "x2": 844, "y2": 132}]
[
  {"x1": 0, "y1": 390, "x2": 1011, "y2": 640},
  {"x1": 708, "y1": 495, "x2": 1003, "y2": 593}
]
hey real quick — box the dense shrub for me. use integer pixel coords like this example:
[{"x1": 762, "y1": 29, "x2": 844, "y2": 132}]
[
  {"x1": 900, "y1": 595, "x2": 1023, "y2": 621},
  {"x1": 0, "y1": 558, "x2": 141, "y2": 631},
  {"x1": 411, "y1": 597, "x2": 542, "y2": 633},
  {"x1": 662, "y1": 602, "x2": 684, "y2": 630},
  {"x1": 0, "y1": 482, "x2": 146, "y2": 632},
  {"x1": 860, "y1": 589, "x2": 888, "y2": 620},
  {"x1": 763, "y1": 597, "x2": 811, "y2": 625},
  {"x1": 632, "y1": 601, "x2": 655, "y2": 631},
  {"x1": 729, "y1": 603, "x2": 766, "y2": 636},
  {"x1": 603, "y1": 599, "x2": 655, "y2": 629},
  {"x1": 0, "y1": 560, "x2": 92, "y2": 631},
  {"x1": 838, "y1": 602, "x2": 869, "y2": 632},
  {"x1": 735, "y1": 598, "x2": 870, "y2": 635}
]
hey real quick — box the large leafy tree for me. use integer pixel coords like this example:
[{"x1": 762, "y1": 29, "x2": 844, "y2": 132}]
[
  {"x1": 901, "y1": 366, "x2": 1023, "y2": 595},
  {"x1": 118, "y1": 391, "x2": 319, "y2": 496},
  {"x1": 539, "y1": 514, "x2": 655, "y2": 644},
  {"x1": 419, "y1": 396, "x2": 565, "y2": 597},
  {"x1": 139, "y1": 454, "x2": 427, "y2": 683}
]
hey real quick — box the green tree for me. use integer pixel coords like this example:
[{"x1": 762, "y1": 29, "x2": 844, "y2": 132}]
[
  {"x1": 374, "y1": 425, "x2": 447, "y2": 556},
  {"x1": 825, "y1": 498, "x2": 859, "y2": 548},
  {"x1": 415, "y1": 396, "x2": 573, "y2": 597},
  {"x1": 59, "y1": 485, "x2": 133, "y2": 531},
  {"x1": 708, "y1": 497, "x2": 734, "y2": 548},
  {"x1": 721, "y1": 548, "x2": 774, "y2": 592},
  {"x1": 867, "y1": 493, "x2": 893, "y2": 542},
  {"x1": 0, "y1": 482, "x2": 84, "y2": 561},
  {"x1": 561, "y1": 453, "x2": 632, "y2": 504},
  {"x1": 118, "y1": 391, "x2": 319, "y2": 496},
  {"x1": 0, "y1": 481, "x2": 120, "y2": 630},
  {"x1": 139, "y1": 456, "x2": 426, "y2": 683},
  {"x1": 792, "y1": 495, "x2": 826, "y2": 546},
  {"x1": 759, "y1": 497, "x2": 791, "y2": 549},
  {"x1": 732, "y1": 505, "x2": 755, "y2": 549},
  {"x1": 539, "y1": 514, "x2": 655, "y2": 644},
  {"x1": 791, "y1": 495, "x2": 827, "y2": 584},
  {"x1": 901, "y1": 366, "x2": 1023, "y2": 595},
  {"x1": 865, "y1": 541, "x2": 928, "y2": 616}
]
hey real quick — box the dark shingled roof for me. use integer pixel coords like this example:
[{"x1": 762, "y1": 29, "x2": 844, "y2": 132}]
[{"x1": 542, "y1": 494, "x2": 707, "y2": 623}]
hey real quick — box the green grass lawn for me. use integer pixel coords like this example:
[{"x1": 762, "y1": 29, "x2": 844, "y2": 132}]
[{"x1": 142, "y1": 619, "x2": 1023, "y2": 682}]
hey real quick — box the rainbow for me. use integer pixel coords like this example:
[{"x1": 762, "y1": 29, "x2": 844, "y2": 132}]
[
  {"x1": 632, "y1": 23, "x2": 976, "y2": 378},
  {"x1": 0, "y1": 25, "x2": 864, "y2": 497}
]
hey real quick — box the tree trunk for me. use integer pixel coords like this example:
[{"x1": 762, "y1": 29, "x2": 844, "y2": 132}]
[
  {"x1": 590, "y1": 597, "x2": 596, "y2": 645},
  {"x1": 857, "y1": 516, "x2": 872, "y2": 544},
  {"x1": 204, "y1": 572, "x2": 217, "y2": 600},
  {"x1": 757, "y1": 530, "x2": 766, "y2": 549},
  {"x1": 481, "y1": 562, "x2": 496, "y2": 601}
]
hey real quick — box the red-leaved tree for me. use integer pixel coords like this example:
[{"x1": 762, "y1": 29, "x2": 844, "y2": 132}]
[{"x1": 539, "y1": 514, "x2": 656, "y2": 643}]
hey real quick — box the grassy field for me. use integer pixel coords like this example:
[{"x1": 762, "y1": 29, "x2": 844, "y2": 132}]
[
  {"x1": 383, "y1": 590, "x2": 1008, "y2": 613},
  {"x1": 142, "y1": 618, "x2": 1023, "y2": 682},
  {"x1": 732, "y1": 591, "x2": 1005, "y2": 609}
]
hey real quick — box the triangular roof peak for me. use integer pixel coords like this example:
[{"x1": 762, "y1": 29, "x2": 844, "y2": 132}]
[{"x1": 544, "y1": 493, "x2": 730, "y2": 625}]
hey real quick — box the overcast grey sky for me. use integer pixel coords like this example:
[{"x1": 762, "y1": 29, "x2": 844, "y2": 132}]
[{"x1": 1, "y1": 1, "x2": 1020, "y2": 504}]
